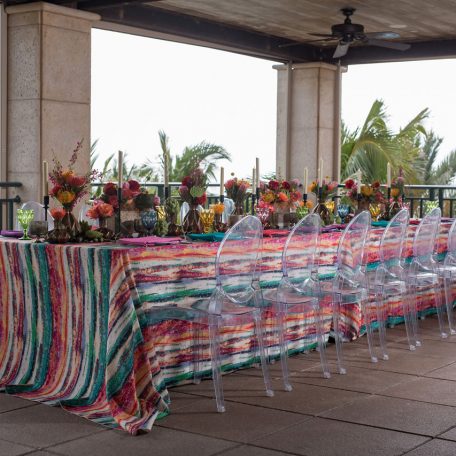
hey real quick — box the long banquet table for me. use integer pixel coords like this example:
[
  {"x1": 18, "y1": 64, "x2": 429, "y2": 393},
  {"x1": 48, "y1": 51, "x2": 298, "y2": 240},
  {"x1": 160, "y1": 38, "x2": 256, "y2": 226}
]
[{"x1": 0, "y1": 222, "x2": 452, "y2": 434}]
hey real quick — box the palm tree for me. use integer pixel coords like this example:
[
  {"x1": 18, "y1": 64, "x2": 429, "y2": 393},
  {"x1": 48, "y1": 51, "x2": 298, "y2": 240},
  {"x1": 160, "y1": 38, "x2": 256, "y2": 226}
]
[
  {"x1": 158, "y1": 130, "x2": 231, "y2": 182},
  {"x1": 341, "y1": 99, "x2": 428, "y2": 183}
]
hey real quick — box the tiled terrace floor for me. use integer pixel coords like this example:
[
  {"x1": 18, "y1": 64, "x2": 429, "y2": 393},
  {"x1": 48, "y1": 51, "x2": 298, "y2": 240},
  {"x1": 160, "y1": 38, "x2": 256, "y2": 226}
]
[{"x1": 2, "y1": 315, "x2": 456, "y2": 455}]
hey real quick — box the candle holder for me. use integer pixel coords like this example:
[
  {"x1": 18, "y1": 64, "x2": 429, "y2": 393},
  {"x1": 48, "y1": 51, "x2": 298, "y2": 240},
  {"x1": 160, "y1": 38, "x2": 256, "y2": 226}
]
[
  {"x1": 116, "y1": 187, "x2": 122, "y2": 234},
  {"x1": 387, "y1": 188, "x2": 391, "y2": 201},
  {"x1": 43, "y1": 195, "x2": 49, "y2": 221},
  {"x1": 220, "y1": 194, "x2": 224, "y2": 204},
  {"x1": 164, "y1": 186, "x2": 169, "y2": 200},
  {"x1": 303, "y1": 193, "x2": 308, "y2": 205},
  {"x1": 256, "y1": 187, "x2": 260, "y2": 201}
]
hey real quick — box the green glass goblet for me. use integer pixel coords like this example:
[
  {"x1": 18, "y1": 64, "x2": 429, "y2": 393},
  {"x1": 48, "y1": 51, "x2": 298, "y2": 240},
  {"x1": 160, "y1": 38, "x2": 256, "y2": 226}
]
[{"x1": 17, "y1": 209, "x2": 35, "y2": 240}]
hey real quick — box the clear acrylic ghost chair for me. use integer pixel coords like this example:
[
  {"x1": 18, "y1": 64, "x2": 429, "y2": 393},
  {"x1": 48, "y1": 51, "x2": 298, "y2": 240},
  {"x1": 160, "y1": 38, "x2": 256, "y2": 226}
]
[
  {"x1": 149, "y1": 215, "x2": 273, "y2": 413},
  {"x1": 262, "y1": 213, "x2": 330, "y2": 392},
  {"x1": 321, "y1": 211, "x2": 372, "y2": 374},
  {"x1": 368, "y1": 208, "x2": 410, "y2": 358},
  {"x1": 437, "y1": 218, "x2": 456, "y2": 335},
  {"x1": 18, "y1": 201, "x2": 54, "y2": 230},
  {"x1": 405, "y1": 207, "x2": 447, "y2": 345}
]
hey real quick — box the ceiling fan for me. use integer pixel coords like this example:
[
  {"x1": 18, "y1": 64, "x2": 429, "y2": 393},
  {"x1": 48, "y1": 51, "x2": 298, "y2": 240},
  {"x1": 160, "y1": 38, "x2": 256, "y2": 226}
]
[{"x1": 305, "y1": 7, "x2": 411, "y2": 58}]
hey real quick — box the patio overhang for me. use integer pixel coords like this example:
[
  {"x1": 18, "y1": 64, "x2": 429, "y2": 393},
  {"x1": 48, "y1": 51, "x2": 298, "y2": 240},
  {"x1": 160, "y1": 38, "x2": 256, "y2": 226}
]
[{"x1": 3, "y1": 0, "x2": 456, "y2": 64}]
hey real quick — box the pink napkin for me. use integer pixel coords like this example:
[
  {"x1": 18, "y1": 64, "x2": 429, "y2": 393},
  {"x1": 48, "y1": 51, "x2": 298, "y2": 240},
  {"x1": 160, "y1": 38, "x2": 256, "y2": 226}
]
[{"x1": 119, "y1": 236, "x2": 182, "y2": 246}]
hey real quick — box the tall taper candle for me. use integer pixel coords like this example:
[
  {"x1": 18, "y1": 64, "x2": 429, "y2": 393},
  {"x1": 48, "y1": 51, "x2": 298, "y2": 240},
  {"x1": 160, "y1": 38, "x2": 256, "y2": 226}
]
[
  {"x1": 303, "y1": 167, "x2": 308, "y2": 192},
  {"x1": 386, "y1": 162, "x2": 391, "y2": 188},
  {"x1": 42, "y1": 161, "x2": 48, "y2": 197},
  {"x1": 220, "y1": 166, "x2": 224, "y2": 195},
  {"x1": 118, "y1": 150, "x2": 123, "y2": 187},
  {"x1": 255, "y1": 157, "x2": 260, "y2": 189},
  {"x1": 319, "y1": 158, "x2": 324, "y2": 183},
  {"x1": 164, "y1": 152, "x2": 169, "y2": 187},
  {"x1": 252, "y1": 168, "x2": 256, "y2": 190}
]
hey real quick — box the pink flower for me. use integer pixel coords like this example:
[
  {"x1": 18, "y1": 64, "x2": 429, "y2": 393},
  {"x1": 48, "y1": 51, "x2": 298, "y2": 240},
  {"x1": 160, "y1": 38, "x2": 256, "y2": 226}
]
[
  {"x1": 153, "y1": 195, "x2": 161, "y2": 206},
  {"x1": 128, "y1": 180, "x2": 140, "y2": 192},
  {"x1": 224, "y1": 179, "x2": 235, "y2": 190}
]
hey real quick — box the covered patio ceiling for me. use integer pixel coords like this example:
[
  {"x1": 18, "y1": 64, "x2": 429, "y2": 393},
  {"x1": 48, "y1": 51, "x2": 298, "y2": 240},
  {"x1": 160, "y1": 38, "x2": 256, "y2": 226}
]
[{"x1": 4, "y1": 0, "x2": 456, "y2": 64}]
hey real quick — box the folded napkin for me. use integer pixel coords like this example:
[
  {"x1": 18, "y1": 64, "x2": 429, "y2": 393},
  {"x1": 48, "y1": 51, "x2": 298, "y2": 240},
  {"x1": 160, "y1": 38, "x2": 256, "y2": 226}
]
[
  {"x1": 321, "y1": 224, "x2": 346, "y2": 233},
  {"x1": 0, "y1": 230, "x2": 23, "y2": 238},
  {"x1": 371, "y1": 220, "x2": 389, "y2": 228},
  {"x1": 187, "y1": 232, "x2": 226, "y2": 242},
  {"x1": 119, "y1": 236, "x2": 183, "y2": 246}
]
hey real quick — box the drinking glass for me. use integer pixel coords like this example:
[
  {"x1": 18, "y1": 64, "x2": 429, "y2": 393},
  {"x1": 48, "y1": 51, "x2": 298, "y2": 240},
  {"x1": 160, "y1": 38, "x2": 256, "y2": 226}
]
[
  {"x1": 369, "y1": 203, "x2": 381, "y2": 222},
  {"x1": 200, "y1": 208, "x2": 215, "y2": 233},
  {"x1": 17, "y1": 209, "x2": 35, "y2": 240},
  {"x1": 140, "y1": 209, "x2": 157, "y2": 236},
  {"x1": 337, "y1": 204, "x2": 350, "y2": 223}
]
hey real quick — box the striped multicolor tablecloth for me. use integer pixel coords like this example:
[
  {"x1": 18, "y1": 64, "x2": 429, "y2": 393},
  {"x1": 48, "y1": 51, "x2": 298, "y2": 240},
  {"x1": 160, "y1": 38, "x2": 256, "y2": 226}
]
[{"x1": 0, "y1": 222, "x2": 451, "y2": 434}]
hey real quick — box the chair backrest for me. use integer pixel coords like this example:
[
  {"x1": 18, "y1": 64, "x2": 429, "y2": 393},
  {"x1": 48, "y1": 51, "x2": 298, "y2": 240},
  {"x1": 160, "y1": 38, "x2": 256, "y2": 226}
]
[
  {"x1": 281, "y1": 212, "x2": 320, "y2": 292},
  {"x1": 412, "y1": 207, "x2": 441, "y2": 261},
  {"x1": 336, "y1": 210, "x2": 371, "y2": 282},
  {"x1": 378, "y1": 208, "x2": 409, "y2": 268},
  {"x1": 447, "y1": 218, "x2": 456, "y2": 254},
  {"x1": 19, "y1": 201, "x2": 54, "y2": 230},
  {"x1": 215, "y1": 215, "x2": 262, "y2": 303}
]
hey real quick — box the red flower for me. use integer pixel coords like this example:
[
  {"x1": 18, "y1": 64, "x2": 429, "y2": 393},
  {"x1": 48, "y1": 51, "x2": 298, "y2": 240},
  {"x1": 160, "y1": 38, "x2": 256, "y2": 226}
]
[
  {"x1": 281, "y1": 181, "x2": 291, "y2": 190},
  {"x1": 345, "y1": 179, "x2": 355, "y2": 189},
  {"x1": 195, "y1": 193, "x2": 207, "y2": 205},
  {"x1": 372, "y1": 181, "x2": 380, "y2": 188},
  {"x1": 128, "y1": 180, "x2": 140, "y2": 192},
  {"x1": 108, "y1": 195, "x2": 119, "y2": 209},
  {"x1": 69, "y1": 175, "x2": 86, "y2": 187},
  {"x1": 50, "y1": 207, "x2": 66, "y2": 221},
  {"x1": 50, "y1": 184, "x2": 62, "y2": 196},
  {"x1": 268, "y1": 180, "x2": 280, "y2": 191},
  {"x1": 182, "y1": 176, "x2": 192, "y2": 188},
  {"x1": 103, "y1": 182, "x2": 118, "y2": 196}
]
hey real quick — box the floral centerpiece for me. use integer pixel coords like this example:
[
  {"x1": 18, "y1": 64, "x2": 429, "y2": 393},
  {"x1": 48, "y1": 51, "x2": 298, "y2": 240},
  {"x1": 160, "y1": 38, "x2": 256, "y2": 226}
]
[
  {"x1": 86, "y1": 201, "x2": 115, "y2": 227},
  {"x1": 345, "y1": 179, "x2": 385, "y2": 213},
  {"x1": 224, "y1": 177, "x2": 250, "y2": 215},
  {"x1": 179, "y1": 167, "x2": 208, "y2": 233},
  {"x1": 308, "y1": 179, "x2": 338, "y2": 225},
  {"x1": 49, "y1": 140, "x2": 100, "y2": 235}
]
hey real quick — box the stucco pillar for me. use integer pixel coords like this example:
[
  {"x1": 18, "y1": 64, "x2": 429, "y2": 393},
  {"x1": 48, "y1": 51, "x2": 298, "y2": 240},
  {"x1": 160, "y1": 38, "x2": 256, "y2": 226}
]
[
  {"x1": 275, "y1": 62, "x2": 344, "y2": 185},
  {"x1": 5, "y1": 2, "x2": 100, "y2": 204}
]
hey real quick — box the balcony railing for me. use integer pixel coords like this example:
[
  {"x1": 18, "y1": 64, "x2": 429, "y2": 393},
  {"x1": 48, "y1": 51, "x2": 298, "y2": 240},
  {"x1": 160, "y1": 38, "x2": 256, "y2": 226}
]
[{"x1": 0, "y1": 182, "x2": 22, "y2": 230}]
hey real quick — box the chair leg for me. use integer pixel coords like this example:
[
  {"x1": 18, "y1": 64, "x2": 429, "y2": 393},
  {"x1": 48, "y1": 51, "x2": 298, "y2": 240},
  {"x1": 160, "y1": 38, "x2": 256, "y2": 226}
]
[
  {"x1": 408, "y1": 284, "x2": 421, "y2": 347},
  {"x1": 361, "y1": 294, "x2": 378, "y2": 363},
  {"x1": 333, "y1": 294, "x2": 346, "y2": 375},
  {"x1": 375, "y1": 289, "x2": 389, "y2": 361},
  {"x1": 208, "y1": 315, "x2": 225, "y2": 413},
  {"x1": 193, "y1": 319, "x2": 203, "y2": 384},
  {"x1": 276, "y1": 303, "x2": 292, "y2": 391},
  {"x1": 403, "y1": 286, "x2": 417, "y2": 351},
  {"x1": 314, "y1": 299, "x2": 330, "y2": 378},
  {"x1": 434, "y1": 281, "x2": 448, "y2": 339},
  {"x1": 253, "y1": 310, "x2": 274, "y2": 398},
  {"x1": 444, "y1": 276, "x2": 456, "y2": 335}
]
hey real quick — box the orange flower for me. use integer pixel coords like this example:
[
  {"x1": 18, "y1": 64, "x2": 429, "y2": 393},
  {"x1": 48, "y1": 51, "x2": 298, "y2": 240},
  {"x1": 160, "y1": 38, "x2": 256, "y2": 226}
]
[
  {"x1": 306, "y1": 200, "x2": 314, "y2": 209},
  {"x1": 278, "y1": 192, "x2": 289, "y2": 202},
  {"x1": 61, "y1": 169, "x2": 74, "y2": 183},
  {"x1": 360, "y1": 185, "x2": 373, "y2": 197},
  {"x1": 391, "y1": 188, "x2": 400, "y2": 198},
  {"x1": 211, "y1": 203, "x2": 225, "y2": 215},
  {"x1": 97, "y1": 202, "x2": 114, "y2": 218},
  {"x1": 50, "y1": 207, "x2": 66, "y2": 221},
  {"x1": 57, "y1": 190, "x2": 76, "y2": 204}
]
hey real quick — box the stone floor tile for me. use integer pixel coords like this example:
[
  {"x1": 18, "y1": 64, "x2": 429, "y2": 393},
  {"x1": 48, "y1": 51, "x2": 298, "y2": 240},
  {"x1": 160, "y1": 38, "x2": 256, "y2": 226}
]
[
  {"x1": 254, "y1": 417, "x2": 429, "y2": 456},
  {"x1": 381, "y1": 377, "x2": 456, "y2": 406},
  {"x1": 174, "y1": 373, "x2": 367, "y2": 415},
  {"x1": 0, "y1": 438, "x2": 36, "y2": 456},
  {"x1": 437, "y1": 426, "x2": 456, "y2": 441},
  {"x1": 219, "y1": 445, "x2": 299, "y2": 455},
  {"x1": 402, "y1": 438, "x2": 456, "y2": 455},
  {"x1": 0, "y1": 393, "x2": 38, "y2": 413},
  {"x1": 0, "y1": 403, "x2": 103, "y2": 448},
  {"x1": 49, "y1": 426, "x2": 236, "y2": 456},
  {"x1": 321, "y1": 394, "x2": 456, "y2": 436},
  {"x1": 288, "y1": 365, "x2": 417, "y2": 394},
  {"x1": 424, "y1": 362, "x2": 456, "y2": 381},
  {"x1": 156, "y1": 396, "x2": 310, "y2": 443}
]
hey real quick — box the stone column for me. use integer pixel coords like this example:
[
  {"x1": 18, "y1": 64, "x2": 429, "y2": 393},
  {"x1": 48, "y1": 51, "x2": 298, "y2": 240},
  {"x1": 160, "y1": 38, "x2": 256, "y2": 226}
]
[
  {"x1": 275, "y1": 62, "x2": 344, "y2": 186},
  {"x1": 5, "y1": 2, "x2": 100, "y2": 204}
]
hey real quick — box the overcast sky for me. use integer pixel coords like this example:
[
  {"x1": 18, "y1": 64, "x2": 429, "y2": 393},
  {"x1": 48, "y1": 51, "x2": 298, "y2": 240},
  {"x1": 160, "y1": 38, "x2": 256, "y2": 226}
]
[{"x1": 91, "y1": 29, "x2": 456, "y2": 182}]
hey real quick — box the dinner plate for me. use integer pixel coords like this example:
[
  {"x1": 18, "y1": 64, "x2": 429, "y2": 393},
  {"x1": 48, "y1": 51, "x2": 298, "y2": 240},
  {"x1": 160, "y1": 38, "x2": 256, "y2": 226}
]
[{"x1": 0, "y1": 230, "x2": 23, "y2": 238}]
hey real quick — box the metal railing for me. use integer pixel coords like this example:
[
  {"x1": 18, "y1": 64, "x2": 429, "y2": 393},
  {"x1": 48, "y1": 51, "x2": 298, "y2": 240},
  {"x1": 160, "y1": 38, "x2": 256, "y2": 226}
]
[{"x1": 0, "y1": 182, "x2": 22, "y2": 230}]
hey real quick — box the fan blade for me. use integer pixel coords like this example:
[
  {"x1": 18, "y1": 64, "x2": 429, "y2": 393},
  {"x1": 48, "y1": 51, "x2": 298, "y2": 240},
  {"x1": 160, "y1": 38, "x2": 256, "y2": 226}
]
[
  {"x1": 366, "y1": 38, "x2": 411, "y2": 51},
  {"x1": 308, "y1": 33, "x2": 335, "y2": 38},
  {"x1": 333, "y1": 42, "x2": 350, "y2": 58},
  {"x1": 278, "y1": 37, "x2": 335, "y2": 48},
  {"x1": 364, "y1": 31, "x2": 400, "y2": 40}
]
